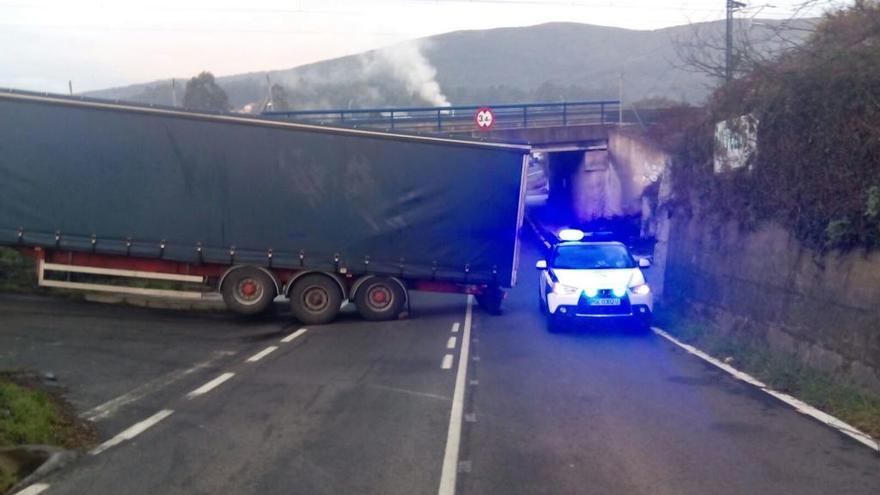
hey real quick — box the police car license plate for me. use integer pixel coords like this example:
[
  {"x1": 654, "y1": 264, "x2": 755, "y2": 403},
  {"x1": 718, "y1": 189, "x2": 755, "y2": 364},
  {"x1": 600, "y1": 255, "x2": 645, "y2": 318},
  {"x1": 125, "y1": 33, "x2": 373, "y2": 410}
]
[{"x1": 592, "y1": 298, "x2": 621, "y2": 306}]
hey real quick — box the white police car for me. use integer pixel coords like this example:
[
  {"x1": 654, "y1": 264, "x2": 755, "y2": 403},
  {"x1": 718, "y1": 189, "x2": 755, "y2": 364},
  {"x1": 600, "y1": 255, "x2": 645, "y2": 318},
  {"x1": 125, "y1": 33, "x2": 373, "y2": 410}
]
[{"x1": 536, "y1": 229, "x2": 652, "y2": 332}]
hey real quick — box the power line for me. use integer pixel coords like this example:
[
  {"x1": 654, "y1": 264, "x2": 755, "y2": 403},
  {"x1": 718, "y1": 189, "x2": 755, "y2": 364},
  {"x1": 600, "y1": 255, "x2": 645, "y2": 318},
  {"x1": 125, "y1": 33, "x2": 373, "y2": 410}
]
[
  {"x1": 0, "y1": 0, "x2": 837, "y2": 35},
  {"x1": 0, "y1": 3, "x2": 360, "y2": 16},
  {"x1": 0, "y1": 23, "x2": 411, "y2": 37},
  {"x1": 360, "y1": 0, "x2": 841, "y2": 13},
  {"x1": 0, "y1": 0, "x2": 831, "y2": 15}
]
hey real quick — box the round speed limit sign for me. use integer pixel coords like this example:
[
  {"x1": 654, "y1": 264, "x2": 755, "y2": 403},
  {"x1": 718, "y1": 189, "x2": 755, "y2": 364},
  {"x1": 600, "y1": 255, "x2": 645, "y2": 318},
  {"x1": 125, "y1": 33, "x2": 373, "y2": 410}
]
[{"x1": 474, "y1": 107, "x2": 495, "y2": 130}]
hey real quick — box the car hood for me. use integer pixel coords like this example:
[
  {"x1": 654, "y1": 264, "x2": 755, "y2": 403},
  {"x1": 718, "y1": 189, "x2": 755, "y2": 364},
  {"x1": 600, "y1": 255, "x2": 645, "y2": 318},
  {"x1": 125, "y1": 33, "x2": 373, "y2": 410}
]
[{"x1": 552, "y1": 268, "x2": 644, "y2": 290}]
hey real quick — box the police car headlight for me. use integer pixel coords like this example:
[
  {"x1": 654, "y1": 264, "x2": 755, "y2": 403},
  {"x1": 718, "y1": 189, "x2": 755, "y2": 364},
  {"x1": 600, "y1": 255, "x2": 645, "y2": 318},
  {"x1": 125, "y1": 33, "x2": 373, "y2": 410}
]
[
  {"x1": 629, "y1": 283, "x2": 650, "y2": 295},
  {"x1": 553, "y1": 283, "x2": 580, "y2": 295},
  {"x1": 584, "y1": 286, "x2": 599, "y2": 298}
]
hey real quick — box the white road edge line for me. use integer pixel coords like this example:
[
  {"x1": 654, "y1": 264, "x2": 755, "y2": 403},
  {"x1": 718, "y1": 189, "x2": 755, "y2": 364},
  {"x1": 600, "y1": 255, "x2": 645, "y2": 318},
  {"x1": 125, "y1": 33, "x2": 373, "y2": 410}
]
[
  {"x1": 441, "y1": 354, "x2": 454, "y2": 370},
  {"x1": 525, "y1": 216, "x2": 553, "y2": 249},
  {"x1": 186, "y1": 372, "x2": 235, "y2": 399},
  {"x1": 438, "y1": 295, "x2": 474, "y2": 495},
  {"x1": 13, "y1": 483, "x2": 50, "y2": 495},
  {"x1": 653, "y1": 327, "x2": 880, "y2": 452},
  {"x1": 246, "y1": 346, "x2": 278, "y2": 363},
  {"x1": 281, "y1": 328, "x2": 308, "y2": 343},
  {"x1": 451, "y1": 322, "x2": 460, "y2": 333},
  {"x1": 89, "y1": 409, "x2": 174, "y2": 455},
  {"x1": 446, "y1": 336, "x2": 457, "y2": 350}
]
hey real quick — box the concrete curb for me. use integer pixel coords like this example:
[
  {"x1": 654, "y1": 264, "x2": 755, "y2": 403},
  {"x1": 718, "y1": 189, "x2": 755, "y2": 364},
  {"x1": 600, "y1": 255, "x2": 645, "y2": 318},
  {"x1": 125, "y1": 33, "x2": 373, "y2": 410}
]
[
  {"x1": 653, "y1": 327, "x2": 880, "y2": 452},
  {"x1": 2, "y1": 446, "x2": 77, "y2": 494},
  {"x1": 524, "y1": 216, "x2": 557, "y2": 251},
  {"x1": 84, "y1": 293, "x2": 227, "y2": 312}
]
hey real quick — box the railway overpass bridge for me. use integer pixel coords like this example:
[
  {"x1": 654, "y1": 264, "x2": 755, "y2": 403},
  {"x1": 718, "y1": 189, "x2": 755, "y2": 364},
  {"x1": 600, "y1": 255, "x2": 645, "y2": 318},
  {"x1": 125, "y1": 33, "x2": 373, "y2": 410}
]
[
  {"x1": 264, "y1": 100, "x2": 622, "y2": 152},
  {"x1": 265, "y1": 101, "x2": 640, "y2": 212}
]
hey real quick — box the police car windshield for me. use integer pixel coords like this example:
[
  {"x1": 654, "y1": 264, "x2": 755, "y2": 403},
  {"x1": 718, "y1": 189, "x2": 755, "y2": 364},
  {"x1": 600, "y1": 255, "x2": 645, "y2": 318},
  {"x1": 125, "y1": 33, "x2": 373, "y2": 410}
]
[{"x1": 552, "y1": 243, "x2": 636, "y2": 270}]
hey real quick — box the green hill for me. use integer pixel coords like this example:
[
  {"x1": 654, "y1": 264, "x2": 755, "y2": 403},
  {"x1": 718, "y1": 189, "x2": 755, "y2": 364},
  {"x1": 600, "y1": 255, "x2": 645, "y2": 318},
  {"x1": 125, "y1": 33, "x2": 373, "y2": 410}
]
[{"x1": 84, "y1": 19, "x2": 814, "y2": 111}]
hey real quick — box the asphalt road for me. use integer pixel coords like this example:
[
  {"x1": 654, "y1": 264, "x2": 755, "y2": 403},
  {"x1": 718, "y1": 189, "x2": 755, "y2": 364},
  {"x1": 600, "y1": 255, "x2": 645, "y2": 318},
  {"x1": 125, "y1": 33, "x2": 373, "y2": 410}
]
[
  {"x1": 460, "y1": 243, "x2": 880, "y2": 495},
  {"x1": 2, "y1": 241, "x2": 878, "y2": 495}
]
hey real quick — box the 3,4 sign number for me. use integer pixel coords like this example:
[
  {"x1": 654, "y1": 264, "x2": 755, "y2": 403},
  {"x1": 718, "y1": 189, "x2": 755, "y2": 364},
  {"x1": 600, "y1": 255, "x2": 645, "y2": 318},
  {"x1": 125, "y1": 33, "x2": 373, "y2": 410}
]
[{"x1": 474, "y1": 107, "x2": 495, "y2": 130}]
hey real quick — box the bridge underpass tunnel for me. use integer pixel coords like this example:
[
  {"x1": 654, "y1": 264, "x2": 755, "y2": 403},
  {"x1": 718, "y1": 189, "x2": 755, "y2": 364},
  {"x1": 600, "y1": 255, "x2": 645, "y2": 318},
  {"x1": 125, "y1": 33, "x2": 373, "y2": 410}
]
[
  {"x1": 540, "y1": 146, "x2": 653, "y2": 245},
  {"x1": 545, "y1": 150, "x2": 581, "y2": 214}
]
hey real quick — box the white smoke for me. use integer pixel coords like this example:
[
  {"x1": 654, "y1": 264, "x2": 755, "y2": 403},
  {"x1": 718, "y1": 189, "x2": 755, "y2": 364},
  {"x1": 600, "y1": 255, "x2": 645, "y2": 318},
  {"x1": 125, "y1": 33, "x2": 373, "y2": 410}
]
[
  {"x1": 275, "y1": 40, "x2": 450, "y2": 109},
  {"x1": 363, "y1": 41, "x2": 451, "y2": 107}
]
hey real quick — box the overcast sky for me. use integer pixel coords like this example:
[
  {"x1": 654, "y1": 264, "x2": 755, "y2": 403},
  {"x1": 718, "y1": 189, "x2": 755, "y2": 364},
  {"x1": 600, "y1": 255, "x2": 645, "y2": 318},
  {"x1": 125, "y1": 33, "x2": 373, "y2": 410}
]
[{"x1": 0, "y1": 0, "x2": 848, "y2": 93}]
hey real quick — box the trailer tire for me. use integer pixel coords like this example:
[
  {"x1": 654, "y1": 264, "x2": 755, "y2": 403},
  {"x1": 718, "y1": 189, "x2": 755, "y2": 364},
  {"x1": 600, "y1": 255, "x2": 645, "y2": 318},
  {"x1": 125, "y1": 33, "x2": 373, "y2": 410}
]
[
  {"x1": 221, "y1": 267, "x2": 277, "y2": 316},
  {"x1": 354, "y1": 277, "x2": 406, "y2": 321},
  {"x1": 289, "y1": 274, "x2": 343, "y2": 325}
]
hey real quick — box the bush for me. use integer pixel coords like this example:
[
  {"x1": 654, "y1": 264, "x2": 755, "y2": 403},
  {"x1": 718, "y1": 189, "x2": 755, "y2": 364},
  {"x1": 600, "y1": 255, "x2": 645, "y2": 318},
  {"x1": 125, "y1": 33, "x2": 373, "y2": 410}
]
[
  {"x1": 0, "y1": 247, "x2": 33, "y2": 292},
  {"x1": 0, "y1": 381, "x2": 62, "y2": 448},
  {"x1": 667, "y1": 1, "x2": 880, "y2": 252}
]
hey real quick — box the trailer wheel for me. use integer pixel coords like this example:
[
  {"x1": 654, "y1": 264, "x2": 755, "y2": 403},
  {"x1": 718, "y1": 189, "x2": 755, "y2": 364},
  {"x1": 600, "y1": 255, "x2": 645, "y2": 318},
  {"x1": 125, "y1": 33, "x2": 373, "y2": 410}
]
[
  {"x1": 222, "y1": 267, "x2": 277, "y2": 315},
  {"x1": 289, "y1": 274, "x2": 343, "y2": 325},
  {"x1": 354, "y1": 277, "x2": 406, "y2": 321},
  {"x1": 476, "y1": 286, "x2": 505, "y2": 315}
]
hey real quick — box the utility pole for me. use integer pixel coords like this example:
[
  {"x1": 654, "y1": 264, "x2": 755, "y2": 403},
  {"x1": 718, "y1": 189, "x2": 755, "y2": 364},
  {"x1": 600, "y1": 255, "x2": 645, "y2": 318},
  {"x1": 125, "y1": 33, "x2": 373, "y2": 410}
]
[
  {"x1": 618, "y1": 72, "x2": 623, "y2": 126},
  {"x1": 171, "y1": 78, "x2": 177, "y2": 107},
  {"x1": 264, "y1": 74, "x2": 273, "y2": 112},
  {"x1": 68, "y1": 80, "x2": 73, "y2": 95},
  {"x1": 726, "y1": 0, "x2": 746, "y2": 81}
]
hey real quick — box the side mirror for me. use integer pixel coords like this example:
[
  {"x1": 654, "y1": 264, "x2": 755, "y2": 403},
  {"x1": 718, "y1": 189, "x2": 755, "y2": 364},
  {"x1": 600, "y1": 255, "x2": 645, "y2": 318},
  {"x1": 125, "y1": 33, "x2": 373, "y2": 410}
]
[
  {"x1": 535, "y1": 260, "x2": 548, "y2": 270},
  {"x1": 638, "y1": 258, "x2": 651, "y2": 269}
]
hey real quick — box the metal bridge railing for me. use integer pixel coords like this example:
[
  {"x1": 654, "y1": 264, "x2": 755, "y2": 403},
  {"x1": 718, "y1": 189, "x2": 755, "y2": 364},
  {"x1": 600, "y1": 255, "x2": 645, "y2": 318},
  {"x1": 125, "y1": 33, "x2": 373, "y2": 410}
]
[{"x1": 263, "y1": 100, "x2": 622, "y2": 133}]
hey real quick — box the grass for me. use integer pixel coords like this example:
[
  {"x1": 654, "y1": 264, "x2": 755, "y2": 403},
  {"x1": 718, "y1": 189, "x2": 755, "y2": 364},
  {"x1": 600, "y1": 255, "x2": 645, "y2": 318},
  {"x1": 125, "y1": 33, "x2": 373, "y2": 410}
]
[
  {"x1": 0, "y1": 378, "x2": 87, "y2": 449},
  {"x1": 0, "y1": 375, "x2": 96, "y2": 493},
  {"x1": 655, "y1": 305, "x2": 880, "y2": 440},
  {"x1": 0, "y1": 470, "x2": 13, "y2": 495},
  {"x1": 0, "y1": 247, "x2": 34, "y2": 293}
]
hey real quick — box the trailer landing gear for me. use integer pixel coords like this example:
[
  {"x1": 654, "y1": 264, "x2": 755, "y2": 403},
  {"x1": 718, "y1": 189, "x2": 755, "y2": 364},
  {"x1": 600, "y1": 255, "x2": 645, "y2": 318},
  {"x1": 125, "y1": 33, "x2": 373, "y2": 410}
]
[{"x1": 476, "y1": 286, "x2": 505, "y2": 315}]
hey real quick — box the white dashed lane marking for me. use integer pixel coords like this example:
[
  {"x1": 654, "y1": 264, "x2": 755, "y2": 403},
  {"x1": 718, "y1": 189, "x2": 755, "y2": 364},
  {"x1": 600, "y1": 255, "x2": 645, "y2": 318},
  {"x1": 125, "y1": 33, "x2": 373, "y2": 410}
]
[
  {"x1": 85, "y1": 325, "x2": 311, "y2": 466},
  {"x1": 80, "y1": 351, "x2": 232, "y2": 422},
  {"x1": 281, "y1": 328, "x2": 308, "y2": 343},
  {"x1": 441, "y1": 354, "x2": 454, "y2": 370},
  {"x1": 90, "y1": 409, "x2": 174, "y2": 455},
  {"x1": 186, "y1": 372, "x2": 236, "y2": 399},
  {"x1": 438, "y1": 295, "x2": 474, "y2": 495},
  {"x1": 246, "y1": 346, "x2": 278, "y2": 363}
]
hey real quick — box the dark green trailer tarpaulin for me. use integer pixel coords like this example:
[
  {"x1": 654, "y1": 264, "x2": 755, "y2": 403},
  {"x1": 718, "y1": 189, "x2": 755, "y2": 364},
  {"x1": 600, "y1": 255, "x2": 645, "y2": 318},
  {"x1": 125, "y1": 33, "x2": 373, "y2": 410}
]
[{"x1": 0, "y1": 90, "x2": 530, "y2": 286}]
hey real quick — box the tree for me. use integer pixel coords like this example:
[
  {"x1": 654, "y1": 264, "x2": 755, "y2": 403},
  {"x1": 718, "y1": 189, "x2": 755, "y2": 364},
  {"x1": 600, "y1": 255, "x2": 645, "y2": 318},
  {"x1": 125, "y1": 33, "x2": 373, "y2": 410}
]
[
  {"x1": 183, "y1": 71, "x2": 229, "y2": 112},
  {"x1": 630, "y1": 96, "x2": 686, "y2": 109},
  {"x1": 667, "y1": 0, "x2": 880, "y2": 251},
  {"x1": 674, "y1": 1, "x2": 833, "y2": 81}
]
